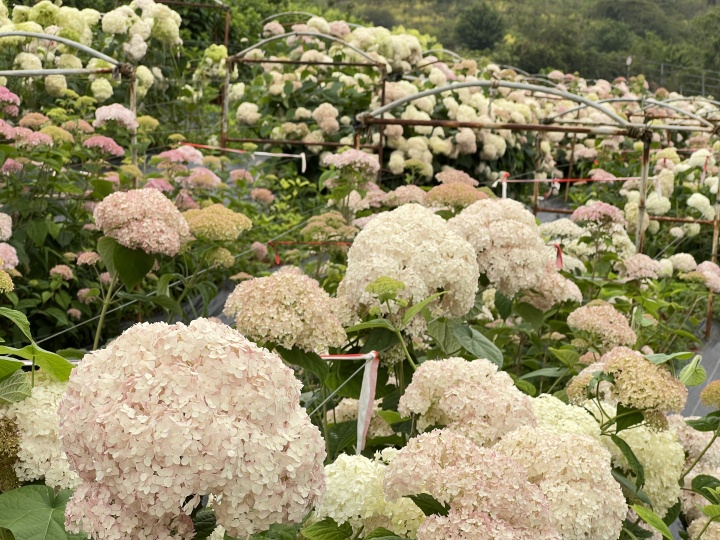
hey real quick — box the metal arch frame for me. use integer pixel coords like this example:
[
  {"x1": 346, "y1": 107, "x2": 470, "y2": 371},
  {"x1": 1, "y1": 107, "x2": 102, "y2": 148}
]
[
  {"x1": 545, "y1": 97, "x2": 718, "y2": 130},
  {"x1": 422, "y1": 48, "x2": 464, "y2": 62},
  {"x1": 260, "y1": 11, "x2": 362, "y2": 29},
  {"x1": 0, "y1": 31, "x2": 139, "y2": 168},
  {"x1": 228, "y1": 31, "x2": 380, "y2": 66},
  {"x1": 364, "y1": 80, "x2": 632, "y2": 128},
  {"x1": 664, "y1": 96, "x2": 720, "y2": 119}
]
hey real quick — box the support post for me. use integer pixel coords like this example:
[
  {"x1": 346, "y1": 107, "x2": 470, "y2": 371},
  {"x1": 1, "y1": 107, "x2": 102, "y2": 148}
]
[
  {"x1": 635, "y1": 139, "x2": 651, "y2": 253},
  {"x1": 220, "y1": 59, "x2": 231, "y2": 150},
  {"x1": 565, "y1": 133, "x2": 577, "y2": 202},
  {"x1": 129, "y1": 75, "x2": 138, "y2": 179}
]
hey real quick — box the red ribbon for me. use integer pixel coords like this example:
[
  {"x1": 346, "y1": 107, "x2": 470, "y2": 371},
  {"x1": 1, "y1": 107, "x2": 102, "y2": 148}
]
[{"x1": 554, "y1": 243, "x2": 563, "y2": 270}]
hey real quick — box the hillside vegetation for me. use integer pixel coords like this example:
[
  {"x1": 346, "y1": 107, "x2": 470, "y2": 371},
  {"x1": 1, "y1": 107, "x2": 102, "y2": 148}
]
[{"x1": 315, "y1": 0, "x2": 720, "y2": 85}]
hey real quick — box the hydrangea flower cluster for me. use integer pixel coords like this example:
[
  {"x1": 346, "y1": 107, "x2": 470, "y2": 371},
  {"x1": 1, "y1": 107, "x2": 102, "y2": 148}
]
[
  {"x1": 571, "y1": 201, "x2": 626, "y2": 226},
  {"x1": 448, "y1": 199, "x2": 550, "y2": 297},
  {"x1": 59, "y1": 319, "x2": 326, "y2": 539},
  {"x1": 324, "y1": 149, "x2": 381, "y2": 180},
  {"x1": 568, "y1": 346, "x2": 687, "y2": 413},
  {"x1": 183, "y1": 167, "x2": 222, "y2": 189},
  {"x1": 93, "y1": 104, "x2": 138, "y2": 130},
  {"x1": 0, "y1": 243, "x2": 18, "y2": 270},
  {"x1": 315, "y1": 453, "x2": 426, "y2": 538},
  {"x1": 0, "y1": 213, "x2": 11, "y2": 241},
  {"x1": 83, "y1": 135, "x2": 124, "y2": 157},
  {"x1": 495, "y1": 426, "x2": 626, "y2": 540},
  {"x1": 93, "y1": 189, "x2": 190, "y2": 256},
  {"x1": 224, "y1": 267, "x2": 347, "y2": 353},
  {"x1": 619, "y1": 253, "x2": 663, "y2": 280},
  {"x1": 435, "y1": 168, "x2": 479, "y2": 186},
  {"x1": 385, "y1": 185, "x2": 426, "y2": 207},
  {"x1": 399, "y1": 357, "x2": 535, "y2": 446},
  {"x1": 383, "y1": 430, "x2": 561, "y2": 540},
  {"x1": 300, "y1": 211, "x2": 358, "y2": 243},
  {"x1": 338, "y1": 204, "x2": 479, "y2": 320},
  {"x1": 183, "y1": 204, "x2": 252, "y2": 242},
  {"x1": 566, "y1": 302, "x2": 637, "y2": 352},
  {"x1": 424, "y1": 183, "x2": 487, "y2": 212},
  {"x1": 1, "y1": 376, "x2": 79, "y2": 490}
]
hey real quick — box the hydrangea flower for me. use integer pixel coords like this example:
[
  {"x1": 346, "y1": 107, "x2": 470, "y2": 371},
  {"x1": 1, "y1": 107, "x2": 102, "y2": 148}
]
[
  {"x1": 566, "y1": 302, "x2": 637, "y2": 352},
  {"x1": 93, "y1": 103, "x2": 138, "y2": 130},
  {"x1": 399, "y1": 357, "x2": 535, "y2": 446},
  {"x1": 83, "y1": 135, "x2": 124, "y2": 157},
  {"x1": 183, "y1": 204, "x2": 251, "y2": 242},
  {"x1": 59, "y1": 319, "x2": 326, "y2": 539},
  {"x1": 93, "y1": 189, "x2": 190, "y2": 256},
  {"x1": 224, "y1": 267, "x2": 347, "y2": 353}
]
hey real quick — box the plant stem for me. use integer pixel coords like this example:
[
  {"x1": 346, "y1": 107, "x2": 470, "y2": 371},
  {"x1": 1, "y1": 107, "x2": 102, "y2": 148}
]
[
  {"x1": 93, "y1": 275, "x2": 117, "y2": 350},
  {"x1": 394, "y1": 328, "x2": 416, "y2": 371},
  {"x1": 681, "y1": 427, "x2": 720, "y2": 482}
]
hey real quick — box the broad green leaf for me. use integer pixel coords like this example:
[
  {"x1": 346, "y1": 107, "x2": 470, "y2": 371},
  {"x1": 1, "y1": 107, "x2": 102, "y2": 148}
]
[
  {"x1": 612, "y1": 469, "x2": 652, "y2": 505},
  {"x1": 149, "y1": 294, "x2": 183, "y2": 316},
  {"x1": 687, "y1": 415, "x2": 720, "y2": 432},
  {"x1": 364, "y1": 528, "x2": 406, "y2": 540},
  {"x1": 192, "y1": 508, "x2": 216, "y2": 540},
  {"x1": 645, "y1": 351, "x2": 695, "y2": 365},
  {"x1": 376, "y1": 410, "x2": 403, "y2": 424},
  {"x1": 0, "y1": 485, "x2": 83, "y2": 540},
  {"x1": 0, "y1": 528, "x2": 14, "y2": 540},
  {"x1": 615, "y1": 404, "x2": 645, "y2": 432},
  {"x1": 301, "y1": 518, "x2": 353, "y2": 540},
  {"x1": 276, "y1": 346, "x2": 328, "y2": 383},
  {"x1": 0, "y1": 308, "x2": 32, "y2": 342},
  {"x1": 514, "y1": 379, "x2": 537, "y2": 396},
  {"x1": 405, "y1": 494, "x2": 450, "y2": 517},
  {"x1": 704, "y1": 504, "x2": 720, "y2": 519},
  {"x1": 630, "y1": 505, "x2": 673, "y2": 540},
  {"x1": 113, "y1": 244, "x2": 155, "y2": 289},
  {"x1": 326, "y1": 420, "x2": 357, "y2": 458},
  {"x1": 611, "y1": 435, "x2": 645, "y2": 490},
  {"x1": 494, "y1": 291, "x2": 512, "y2": 319},
  {"x1": 346, "y1": 318, "x2": 395, "y2": 333},
  {"x1": 679, "y1": 357, "x2": 706, "y2": 387},
  {"x1": 360, "y1": 328, "x2": 398, "y2": 353},
  {"x1": 426, "y1": 318, "x2": 462, "y2": 355},
  {"x1": 692, "y1": 475, "x2": 720, "y2": 504},
  {"x1": 25, "y1": 220, "x2": 47, "y2": 247},
  {"x1": 548, "y1": 347, "x2": 579, "y2": 368},
  {"x1": 32, "y1": 349, "x2": 74, "y2": 382},
  {"x1": 90, "y1": 179, "x2": 114, "y2": 198},
  {"x1": 0, "y1": 371, "x2": 31, "y2": 405},
  {"x1": 0, "y1": 357, "x2": 24, "y2": 379},
  {"x1": 519, "y1": 367, "x2": 567, "y2": 380},
  {"x1": 401, "y1": 293, "x2": 444, "y2": 326},
  {"x1": 55, "y1": 349, "x2": 86, "y2": 361},
  {"x1": 453, "y1": 325, "x2": 503, "y2": 367},
  {"x1": 96, "y1": 236, "x2": 118, "y2": 276},
  {"x1": 514, "y1": 302, "x2": 544, "y2": 331}
]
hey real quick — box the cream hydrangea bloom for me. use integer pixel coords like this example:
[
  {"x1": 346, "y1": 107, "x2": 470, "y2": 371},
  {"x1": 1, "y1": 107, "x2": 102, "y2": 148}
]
[{"x1": 59, "y1": 319, "x2": 326, "y2": 539}]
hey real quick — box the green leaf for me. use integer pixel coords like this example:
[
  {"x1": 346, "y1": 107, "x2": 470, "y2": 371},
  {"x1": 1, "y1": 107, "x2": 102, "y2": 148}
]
[
  {"x1": 0, "y1": 528, "x2": 15, "y2": 540},
  {"x1": 55, "y1": 349, "x2": 86, "y2": 361},
  {"x1": 615, "y1": 404, "x2": 645, "y2": 432},
  {"x1": 401, "y1": 292, "x2": 444, "y2": 326},
  {"x1": 0, "y1": 357, "x2": 24, "y2": 379},
  {"x1": 0, "y1": 371, "x2": 31, "y2": 405},
  {"x1": 25, "y1": 220, "x2": 48, "y2": 247},
  {"x1": 32, "y1": 349, "x2": 74, "y2": 382},
  {"x1": 276, "y1": 346, "x2": 328, "y2": 383},
  {"x1": 149, "y1": 294, "x2": 183, "y2": 316},
  {"x1": 300, "y1": 518, "x2": 352, "y2": 540},
  {"x1": 405, "y1": 494, "x2": 450, "y2": 517},
  {"x1": 326, "y1": 420, "x2": 357, "y2": 457},
  {"x1": 704, "y1": 504, "x2": 720, "y2": 519},
  {"x1": 519, "y1": 367, "x2": 567, "y2": 380},
  {"x1": 548, "y1": 347, "x2": 579, "y2": 368},
  {"x1": 453, "y1": 325, "x2": 503, "y2": 367},
  {"x1": 611, "y1": 434, "x2": 645, "y2": 490},
  {"x1": 96, "y1": 236, "x2": 118, "y2": 276},
  {"x1": 514, "y1": 379, "x2": 537, "y2": 396},
  {"x1": 192, "y1": 508, "x2": 216, "y2": 540},
  {"x1": 645, "y1": 351, "x2": 695, "y2": 365},
  {"x1": 346, "y1": 318, "x2": 395, "y2": 333},
  {"x1": 687, "y1": 412, "x2": 720, "y2": 432},
  {"x1": 113, "y1": 244, "x2": 155, "y2": 289},
  {"x1": 426, "y1": 318, "x2": 462, "y2": 355},
  {"x1": 494, "y1": 291, "x2": 512, "y2": 319},
  {"x1": 612, "y1": 469, "x2": 652, "y2": 505},
  {"x1": 90, "y1": 179, "x2": 114, "y2": 198},
  {"x1": 679, "y1": 356, "x2": 706, "y2": 387},
  {"x1": 630, "y1": 505, "x2": 673, "y2": 540},
  {"x1": 0, "y1": 308, "x2": 32, "y2": 342},
  {"x1": 514, "y1": 302, "x2": 544, "y2": 331},
  {"x1": 0, "y1": 485, "x2": 82, "y2": 540},
  {"x1": 692, "y1": 475, "x2": 720, "y2": 504},
  {"x1": 364, "y1": 528, "x2": 406, "y2": 540},
  {"x1": 376, "y1": 410, "x2": 403, "y2": 424},
  {"x1": 360, "y1": 328, "x2": 398, "y2": 354}
]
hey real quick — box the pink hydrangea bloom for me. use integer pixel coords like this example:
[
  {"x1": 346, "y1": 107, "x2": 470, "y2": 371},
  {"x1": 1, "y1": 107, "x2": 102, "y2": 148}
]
[
  {"x1": 621, "y1": 253, "x2": 662, "y2": 280},
  {"x1": 59, "y1": 319, "x2": 326, "y2": 539},
  {"x1": 0, "y1": 120, "x2": 15, "y2": 139},
  {"x1": 175, "y1": 189, "x2": 199, "y2": 210},
  {"x1": 156, "y1": 145, "x2": 204, "y2": 165},
  {"x1": 0, "y1": 86, "x2": 20, "y2": 107},
  {"x1": 77, "y1": 288, "x2": 98, "y2": 304},
  {"x1": 83, "y1": 135, "x2": 125, "y2": 157},
  {"x1": 566, "y1": 302, "x2": 637, "y2": 351},
  {"x1": 76, "y1": 252, "x2": 101, "y2": 266},
  {"x1": 93, "y1": 104, "x2": 139, "y2": 130},
  {"x1": 697, "y1": 261, "x2": 720, "y2": 292},
  {"x1": 143, "y1": 178, "x2": 174, "y2": 192},
  {"x1": 435, "y1": 168, "x2": 480, "y2": 187},
  {"x1": 19, "y1": 112, "x2": 50, "y2": 129},
  {"x1": 324, "y1": 149, "x2": 380, "y2": 177},
  {"x1": 12, "y1": 127, "x2": 54, "y2": 148},
  {"x1": 93, "y1": 189, "x2": 190, "y2": 257},
  {"x1": 99, "y1": 272, "x2": 112, "y2": 285},
  {"x1": 183, "y1": 167, "x2": 222, "y2": 189},
  {"x1": 250, "y1": 241, "x2": 268, "y2": 261},
  {"x1": 0, "y1": 159, "x2": 22, "y2": 175},
  {"x1": 0, "y1": 243, "x2": 18, "y2": 270},
  {"x1": 328, "y1": 20, "x2": 351, "y2": 37},
  {"x1": 250, "y1": 188, "x2": 275, "y2": 204},
  {"x1": 385, "y1": 185, "x2": 426, "y2": 207},
  {"x1": 67, "y1": 308, "x2": 82, "y2": 320},
  {"x1": 0, "y1": 214, "x2": 11, "y2": 241},
  {"x1": 50, "y1": 264, "x2": 74, "y2": 280},
  {"x1": 62, "y1": 119, "x2": 94, "y2": 134},
  {"x1": 229, "y1": 168, "x2": 253, "y2": 183},
  {"x1": 571, "y1": 201, "x2": 626, "y2": 225},
  {"x1": 3, "y1": 105, "x2": 18, "y2": 116}
]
